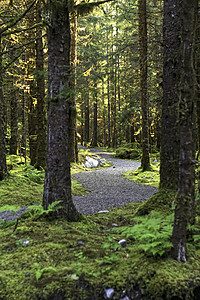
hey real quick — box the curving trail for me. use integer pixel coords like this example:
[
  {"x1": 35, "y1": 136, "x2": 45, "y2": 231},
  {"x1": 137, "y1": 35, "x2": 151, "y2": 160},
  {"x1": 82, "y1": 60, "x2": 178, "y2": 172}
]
[
  {"x1": 0, "y1": 147, "x2": 157, "y2": 221},
  {"x1": 72, "y1": 147, "x2": 157, "y2": 214}
]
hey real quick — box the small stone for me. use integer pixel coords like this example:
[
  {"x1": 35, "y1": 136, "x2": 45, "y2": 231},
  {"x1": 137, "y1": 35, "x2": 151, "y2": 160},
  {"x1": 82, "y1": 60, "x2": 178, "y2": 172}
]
[
  {"x1": 112, "y1": 223, "x2": 118, "y2": 227},
  {"x1": 118, "y1": 239, "x2": 127, "y2": 248},
  {"x1": 98, "y1": 210, "x2": 109, "y2": 214},
  {"x1": 77, "y1": 241, "x2": 85, "y2": 247},
  {"x1": 104, "y1": 288, "x2": 114, "y2": 299},
  {"x1": 19, "y1": 239, "x2": 30, "y2": 246},
  {"x1": 153, "y1": 159, "x2": 158, "y2": 163},
  {"x1": 25, "y1": 273, "x2": 30, "y2": 277}
]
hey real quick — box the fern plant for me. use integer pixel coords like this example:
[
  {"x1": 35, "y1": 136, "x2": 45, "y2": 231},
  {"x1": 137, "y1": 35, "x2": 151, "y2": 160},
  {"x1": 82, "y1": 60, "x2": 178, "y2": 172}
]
[
  {"x1": 113, "y1": 211, "x2": 174, "y2": 257},
  {"x1": 21, "y1": 201, "x2": 63, "y2": 220}
]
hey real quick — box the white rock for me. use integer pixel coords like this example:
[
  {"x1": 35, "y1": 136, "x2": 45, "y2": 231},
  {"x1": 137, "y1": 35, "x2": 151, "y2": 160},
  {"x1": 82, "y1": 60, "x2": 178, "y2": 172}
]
[{"x1": 104, "y1": 288, "x2": 114, "y2": 299}]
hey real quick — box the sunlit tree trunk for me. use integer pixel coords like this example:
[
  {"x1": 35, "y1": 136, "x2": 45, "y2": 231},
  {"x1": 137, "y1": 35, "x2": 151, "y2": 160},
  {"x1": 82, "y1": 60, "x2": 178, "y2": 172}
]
[
  {"x1": 171, "y1": 0, "x2": 197, "y2": 262},
  {"x1": 43, "y1": 0, "x2": 79, "y2": 221},
  {"x1": 0, "y1": 34, "x2": 7, "y2": 180},
  {"x1": 138, "y1": 0, "x2": 150, "y2": 170},
  {"x1": 69, "y1": 4, "x2": 78, "y2": 162}
]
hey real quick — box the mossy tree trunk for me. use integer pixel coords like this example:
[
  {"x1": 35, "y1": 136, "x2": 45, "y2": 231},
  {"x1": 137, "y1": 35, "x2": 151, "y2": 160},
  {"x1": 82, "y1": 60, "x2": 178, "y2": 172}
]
[
  {"x1": 171, "y1": 0, "x2": 197, "y2": 262},
  {"x1": 160, "y1": 0, "x2": 182, "y2": 190},
  {"x1": 0, "y1": 34, "x2": 7, "y2": 180},
  {"x1": 138, "y1": 0, "x2": 150, "y2": 171},
  {"x1": 43, "y1": 0, "x2": 79, "y2": 221}
]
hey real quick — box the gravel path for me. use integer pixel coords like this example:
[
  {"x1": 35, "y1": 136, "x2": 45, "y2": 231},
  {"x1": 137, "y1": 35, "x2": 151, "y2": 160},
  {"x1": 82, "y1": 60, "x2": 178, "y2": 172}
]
[
  {"x1": 72, "y1": 147, "x2": 157, "y2": 214},
  {"x1": 0, "y1": 147, "x2": 157, "y2": 221}
]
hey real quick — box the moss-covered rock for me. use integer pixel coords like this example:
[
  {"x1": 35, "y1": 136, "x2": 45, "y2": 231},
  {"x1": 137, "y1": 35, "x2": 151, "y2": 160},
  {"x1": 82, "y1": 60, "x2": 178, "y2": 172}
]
[
  {"x1": 115, "y1": 147, "x2": 141, "y2": 160},
  {"x1": 135, "y1": 188, "x2": 177, "y2": 216}
]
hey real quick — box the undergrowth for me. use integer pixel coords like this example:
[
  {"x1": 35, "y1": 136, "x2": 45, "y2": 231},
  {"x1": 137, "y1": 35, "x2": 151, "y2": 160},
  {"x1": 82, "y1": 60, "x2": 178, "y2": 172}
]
[
  {"x1": 1, "y1": 152, "x2": 200, "y2": 299},
  {"x1": 123, "y1": 160, "x2": 160, "y2": 188},
  {"x1": 0, "y1": 205, "x2": 200, "y2": 299}
]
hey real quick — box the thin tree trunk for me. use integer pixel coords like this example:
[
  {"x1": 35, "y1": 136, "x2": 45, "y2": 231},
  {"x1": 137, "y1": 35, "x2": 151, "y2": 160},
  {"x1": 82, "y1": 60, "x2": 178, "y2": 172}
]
[
  {"x1": 92, "y1": 82, "x2": 98, "y2": 147},
  {"x1": 0, "y1": 34, "x2": 7, "y2": 180},
  {"x1": 84, "y1": 79, "x2": 90, "y2": 145},
  {"x1": 27, "y1": 5, "x2": 37, "y2": 166},
  {"x1": 10, "y1": 77, "x2": 18, "y2": 155},
  {"x1": 69, "y1": 5, "x2": 78, "y2": 162},
  {"x1": 21, "y1": 90, "x2": 27, "y2": 163},
  {"x1": 35, "y1": 0, "x2": 47, "y2": 170},
  {"x1": 107, "y1": 33, "x2": 111, "y2": 147},
  {"x1": 138, "y1": 0, "x2": 150, "y2": 170},
  {"x1": 102, "y1": 80, "x2": 106, "y2": 147},
  {"x1": 43, "y1": 0, "x2": 79, "y2": 221}
]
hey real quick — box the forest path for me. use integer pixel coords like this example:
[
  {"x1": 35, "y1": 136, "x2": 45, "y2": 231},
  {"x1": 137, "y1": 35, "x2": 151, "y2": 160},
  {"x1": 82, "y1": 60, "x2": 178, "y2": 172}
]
[{"x1": 72, "y1": 147, "x2": 157, "y2": 214}]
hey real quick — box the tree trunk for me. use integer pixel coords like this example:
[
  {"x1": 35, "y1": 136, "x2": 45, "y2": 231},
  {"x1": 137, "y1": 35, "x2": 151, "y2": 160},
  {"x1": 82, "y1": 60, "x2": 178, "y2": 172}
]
[
  {"x1": 107, "y1": 33, "x2": 111, "y2": 148},
  {"x1": 10, "y1": 77, "x2": 18, "y2": 155},
  {"x1": 27, "y1": 5, "x2": 37, "y2": 167},
  {"x1": 160, "y1": 0, "x2": 182, "y2": 190},
  {"x1": 21, "y1": 90, "x2": 27, "y2": 163},
  {"x1": 84, "y1": 80, "x2": 90, "y2": 145},
  {"x1": 138, "y1": 0, "x2": 150, "y2": 171},
  {"x1": 69, "y1": 5, "x2": 78, "y2": 162},
  {"x1": 35, "y1": 0, "x2": 47, "y2": 170},
  {"x1": 43, "y1": 0, "x2": 79, "y2": 221},
  {"x1": 0, "y1": 34, "x2": 7, "y2": 180},
  {"x1": 92, "y1": 82, "x2": 98, "y2": 147},
  {"x1": 171, "y1": 0, "x2": 197, "y2": 262}
]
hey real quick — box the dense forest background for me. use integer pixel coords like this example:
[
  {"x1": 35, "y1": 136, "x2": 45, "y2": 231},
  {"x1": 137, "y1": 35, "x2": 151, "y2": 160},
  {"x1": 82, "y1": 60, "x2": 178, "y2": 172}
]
[{"x1": 0, "y1": 0, "x2": 163, "y2": 164}]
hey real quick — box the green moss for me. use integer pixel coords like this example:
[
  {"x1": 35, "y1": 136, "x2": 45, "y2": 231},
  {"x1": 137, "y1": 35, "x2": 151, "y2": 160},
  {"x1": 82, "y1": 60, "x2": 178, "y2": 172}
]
[
  {"x1": 115, "y1": 147, "x2": 141, "y2": 160},
  {"x1": 135, "y1": 188, "x2": 177, "y2": 216},
  {"x1": 1, "y1": 153, "x2": 200, "y2": 299},
  {"x1": 1, "y1": 206, "x2": 200, "y2": 299},
  {"x1": 123, "y1": 162, "x2": 160, "y2": 188}
]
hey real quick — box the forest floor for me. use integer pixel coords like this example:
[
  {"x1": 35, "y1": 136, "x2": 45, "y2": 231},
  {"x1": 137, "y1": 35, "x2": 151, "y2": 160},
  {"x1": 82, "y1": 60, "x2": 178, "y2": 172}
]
[{"x1": 1, "y1": 149, "x2": 200, "y2": 299}]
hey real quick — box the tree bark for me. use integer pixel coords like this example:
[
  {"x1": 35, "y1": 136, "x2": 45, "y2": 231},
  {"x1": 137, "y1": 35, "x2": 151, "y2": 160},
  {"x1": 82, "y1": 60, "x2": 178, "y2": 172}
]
[
  {"x1": 43, "y1": 0, "x2": 79, "y2": 221},
  {"x1": 160, "y1": 0, "x2": 182, "y2": 190},
  {"x1": 138, "y1": 0, "x2": 150, "y2": 171},
  {"x1": 171, "y1": 0, "x2": 197, "y2": 262}
]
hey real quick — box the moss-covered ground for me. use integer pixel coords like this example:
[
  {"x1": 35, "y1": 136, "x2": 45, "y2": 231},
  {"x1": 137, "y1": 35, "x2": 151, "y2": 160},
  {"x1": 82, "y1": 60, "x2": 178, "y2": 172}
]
[
  {"x1": 1, "y1": 153, "x2": 200, "y2": 299},
  {"x1": 123, "y1": 155, "x2": 160, "y2": 188}
]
